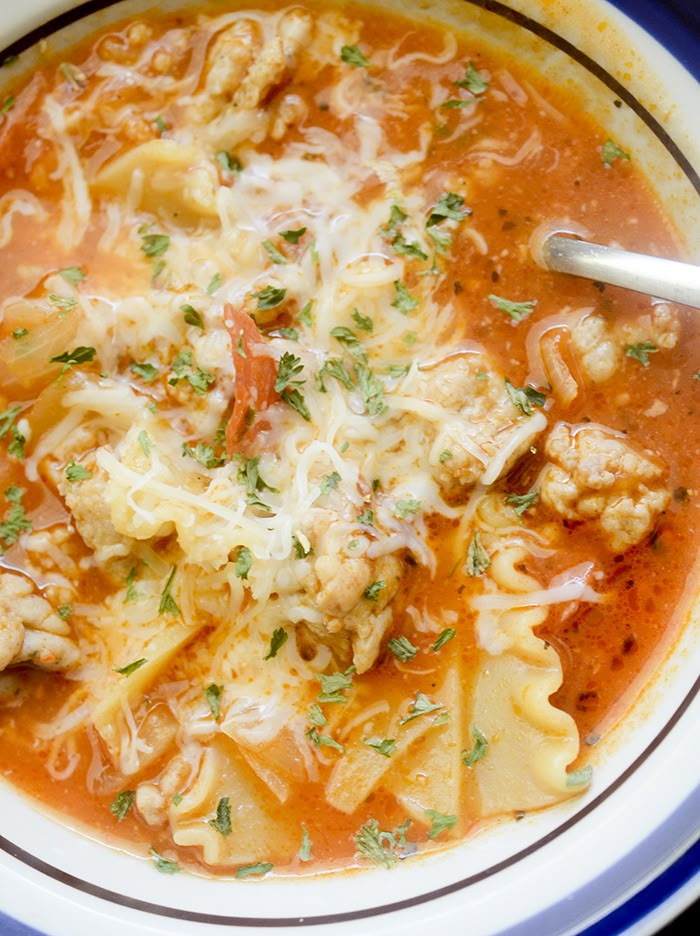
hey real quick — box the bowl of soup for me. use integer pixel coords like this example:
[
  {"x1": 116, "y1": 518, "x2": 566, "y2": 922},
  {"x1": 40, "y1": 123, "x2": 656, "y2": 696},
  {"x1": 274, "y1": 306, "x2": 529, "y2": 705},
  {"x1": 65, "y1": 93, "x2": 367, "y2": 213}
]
[{"x1": 0, "y1": 0, "x2": 699, "y2": 933}]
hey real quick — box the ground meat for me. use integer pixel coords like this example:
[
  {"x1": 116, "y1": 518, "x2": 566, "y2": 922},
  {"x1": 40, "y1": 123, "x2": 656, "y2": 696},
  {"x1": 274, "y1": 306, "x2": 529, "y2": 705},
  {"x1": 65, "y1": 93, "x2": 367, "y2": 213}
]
[{"x1": 539, "y1": 422, "x2": 670, "y2": 552}]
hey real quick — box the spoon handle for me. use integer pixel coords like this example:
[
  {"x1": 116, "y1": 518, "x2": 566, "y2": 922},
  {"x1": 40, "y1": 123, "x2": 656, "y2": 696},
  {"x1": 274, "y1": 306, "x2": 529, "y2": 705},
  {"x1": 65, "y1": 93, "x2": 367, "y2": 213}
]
[{"x1": 541, "y1": 234, "x2": 700, "y2": 309}]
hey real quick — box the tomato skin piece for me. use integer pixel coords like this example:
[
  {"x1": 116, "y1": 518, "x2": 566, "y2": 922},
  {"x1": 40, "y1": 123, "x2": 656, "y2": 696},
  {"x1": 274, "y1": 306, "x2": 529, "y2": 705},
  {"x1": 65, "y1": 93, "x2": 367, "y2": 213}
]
[{"x1": 223, "y1": 304, "x2": 278, "y2": 453}]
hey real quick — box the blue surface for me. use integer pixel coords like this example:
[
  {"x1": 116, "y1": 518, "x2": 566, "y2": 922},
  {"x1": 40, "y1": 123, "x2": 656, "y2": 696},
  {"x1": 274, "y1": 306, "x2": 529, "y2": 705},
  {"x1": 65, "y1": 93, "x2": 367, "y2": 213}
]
[{"x1": 606, "y1": 0, "x2": 700, "y2": 78}]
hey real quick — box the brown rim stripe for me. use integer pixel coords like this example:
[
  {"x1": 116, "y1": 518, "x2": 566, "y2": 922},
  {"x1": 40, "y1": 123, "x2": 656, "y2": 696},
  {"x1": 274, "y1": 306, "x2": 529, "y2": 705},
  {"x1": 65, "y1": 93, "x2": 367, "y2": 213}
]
[{"x1": 0, "y1": 0, "x2": 699, "y2": 928}]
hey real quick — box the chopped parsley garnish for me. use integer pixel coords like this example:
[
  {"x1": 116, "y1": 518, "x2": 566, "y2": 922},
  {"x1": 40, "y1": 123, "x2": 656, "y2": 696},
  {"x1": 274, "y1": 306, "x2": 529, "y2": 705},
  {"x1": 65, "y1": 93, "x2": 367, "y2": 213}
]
[
  {"x1": 426, "y1": 192, "x2": 469, "y2": 227},
  {"x1": 455, "y1": 61, "x2": 489, "y2": 95},
  {"x1": 235, "y1": 862, "x2": 273, "y2": 879},
  {"x1": 208, "y1": 796, "x2": 232, "y2": 836},
  {"x1": 292, "y1": 533, "x2": 311, "y2": 558},
  {"x1": 394, "y1": 498, "x2": 421, "y2": 519},
  {"x1": 319, "y1": 471, "x2": 341, "y2": 495},
  {"x1": 181, "y1": 304, "x2": 204, "y2": 329},
  {"x1": 182, "y1": 442, "x2": 226, "y2": 470},
  {"x1": 139, "y1": 231, "x2": 170, "y2": 258},
  {"x1": 602, "y1": 139, "x2": 630, "y2": 166},
  {"x1": 462, "y1": 724, "x2": 488, "y2": 766},
  {"x1": 505, "y1": 489, "x2": 539, "y2": 518},
  {"x1": 432, "y1": 628, "x2": 456, "y2": 652},
  {"x1": 330, "y1": 326, "x2": 367, "y2": 363},
  {"x1": 158, "y1": 565, "x2": 181, "y2": 616},
  {"x1": 317, "y1": 667, "x2": 355, "y2": 703},
  {"x1": 364, "y1": 580, "x2": 386, "y2": 602},
  {"x1": 297, "y1": 300, "x2": 313, "y2": 326},
  {"x1": 305, "y1": 725, "x2": 344, "y2": 752},
  {"x1": 340, "y1": 44, "x2": 370, "y2": 68},
  {"x1": 277, "y1": 326, "x2": 298, "y2": 341},
  {"x1": 354, "y1": 819, "x2": 410, "y2": 868},
  {"x1": 138, "y1": 430, "x2": 152, "y2": 457},
  {"x1": 280, "y1": 227, "x2": 307, "y2": 244},
  {"x1": 625, "y1": 341, "x2": 658, "y2": 367},
  {"x1": 0, "y1": 485, "x2": 31, "y2": 549},
  {"x1": 364, "y1": 737, "x2": 397, "y2": 757},
  {"x1": 58, "y1": 266, "x2": 85, "y2": 285},
  {"x1": 168, "y1": 349, "x2": 215, "y2": 394},
  {"x1": 391, "y1": 233, "x2": 429, "y2": 260},
  {"x1": 425, "y1": 809, "x2": 457, "y2": 839},
  {"x1": 307, "y1": 703, "x2": 326, "y2": 727},
  {"x1": 113, "y1": 658, "x2": 147, "y2": 677},
  {"x1": 352, "y1": 309, "x2": 373, "y2": 333},
  {"x1": 8, "y1": 427, "x2": 25, "y2": 460},
  {"x1": 354, "y1": 362, "x2": 387, "y2": 416},
  {"x1": 110, "y1": 790, "x2": 135, "y2": 821},
  {"x1": 204, "y1": 683, "x2": 223, "y2": 720},
  {"x1": 466, "y1": 530, "x2": 490, "y2": 576},
  {"x1": 207, "y1": 272, "x2": 222, "y2": 294},
  {"x1": 399, "y1": 691, "x2": 443, "y2": 725},
  {"x1": 439, "y1": 450, "x2": 453, "y2": 464},
  {"x1": 154, "y1": 114, "x2": 168, "y2": 134},
  {"x1": 299, "y1": 825, "x2": 312, "y2": 862},
  {"x1": 357, "y1": 508, "x2": 374, "y2": 525},
  {"x1": 316, "y1": 358, "x2": 354, "y2": 392},
  {"x1": 264, "y1": 627, "x2": 288, "y2": 660},
  {"x1": 505, "y1": 378, "x2": 546, "y2": 415},
  {"x1": 60, "y1": 62, "x2": 87, "y2": 91},
  {"x1": 238, "y1": 456, "x2": 278, "y2": 508},
  {"x1": 262, "y1": 240, "x2": 288, "y2": 265},
  {"x1": 57, "y1": 604, "x2": 72, "y2": 620},
  {"x1": 48, "y1": 294, "x2": 78, "y2": 312},
  {"x1": 65, "y1": 461, "x2": 92, "y2": 483},
  {"x1": 391, "y1": 280, "x2": 419, "y2": 313},
  {"x1": 488, "y1": 293, "x2": 537, "y2": 322},
  {"x1": 149, "y1": 848, "x2": 180, "y2": 874},
  {"x1": 2, "y1": 95, "x2": 16, "y2": 113},
  {"x1": 124, "y1": 567, "x2": 142, "y2": 604},
  {"x1": 254, "y1": 285, "x2": 287, "y2": 311},
  {"x1": 50, "y1": 345, "x2": 96, "y2": 378},
  {"x1": 130, "y1": 361, "x2": 159, "y2": 383},
  {"x1": 2, "y1": 55, "x2": 19, "y2": 67},
  {"x1": 216, "y1": 150, "x2": 242, "y2": 174},
  {"x1": 0, "y1": 407, "x2": 20, "y2": 440},
  {"x1": 12, "y1": 328, "x2": 28, "y2": 339},
  {"x1": 235, "y1": 545, "x2": 253, "y2": 580},
  {"x1": 442, "y1": 98, "x2": 476, "y2": 109},
  {"x1": 275, "y1": 352, "x2": 311, "y2": 421},
  {"x1": 387, "y1": 635, "x2": 417, "y2": 661}
]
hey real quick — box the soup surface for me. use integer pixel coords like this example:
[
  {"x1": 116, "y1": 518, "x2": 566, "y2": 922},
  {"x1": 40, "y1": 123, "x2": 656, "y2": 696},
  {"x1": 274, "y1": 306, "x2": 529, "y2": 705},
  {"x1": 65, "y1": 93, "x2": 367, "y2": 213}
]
[{"x1": 0, "y1": 0, "x2": 698, "y2": 878}]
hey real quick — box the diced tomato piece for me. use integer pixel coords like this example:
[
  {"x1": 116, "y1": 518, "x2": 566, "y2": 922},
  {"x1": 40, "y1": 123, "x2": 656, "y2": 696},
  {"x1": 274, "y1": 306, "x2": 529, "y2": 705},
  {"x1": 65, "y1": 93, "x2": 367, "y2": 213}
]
[{"x1": 224, "y1": 303, "x2": 278, "y2": 453}]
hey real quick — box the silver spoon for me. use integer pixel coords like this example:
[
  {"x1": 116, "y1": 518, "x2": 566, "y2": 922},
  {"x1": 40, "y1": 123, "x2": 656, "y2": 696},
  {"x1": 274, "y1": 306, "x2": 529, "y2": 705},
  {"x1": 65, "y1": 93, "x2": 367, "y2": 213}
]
[{"x1": 536, "y1": 232, "x2": 700, "y2": 309}]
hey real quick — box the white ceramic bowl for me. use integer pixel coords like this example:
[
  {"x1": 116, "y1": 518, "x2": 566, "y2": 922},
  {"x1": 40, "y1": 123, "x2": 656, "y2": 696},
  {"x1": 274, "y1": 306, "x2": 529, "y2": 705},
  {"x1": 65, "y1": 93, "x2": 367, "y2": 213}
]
[{"x1": 0, "y1": 2, "x2": 699, "y2": 934}]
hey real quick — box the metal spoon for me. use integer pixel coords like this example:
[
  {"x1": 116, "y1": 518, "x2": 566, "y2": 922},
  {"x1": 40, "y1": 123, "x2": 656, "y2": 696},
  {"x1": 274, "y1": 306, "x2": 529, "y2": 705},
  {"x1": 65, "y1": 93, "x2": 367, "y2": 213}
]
[{"x1": 536, "y1": 233, "x2": 700, "y2": 309}]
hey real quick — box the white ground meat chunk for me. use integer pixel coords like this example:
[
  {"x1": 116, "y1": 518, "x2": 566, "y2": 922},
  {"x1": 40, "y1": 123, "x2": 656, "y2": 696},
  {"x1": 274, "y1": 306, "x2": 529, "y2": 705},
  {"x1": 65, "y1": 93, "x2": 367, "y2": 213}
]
[
  {"x1": 415, "y1": 353, "x2": 546, "y2": 501},
  {"x1": 0, "y1": 572, "x2": 79, "y2": 672},
  {"x1": 539, "y1": 422, "x2": 670, "y2": 552},
  {"x1": 300, "y1": 512, "x2": 403, "y2": 674}
]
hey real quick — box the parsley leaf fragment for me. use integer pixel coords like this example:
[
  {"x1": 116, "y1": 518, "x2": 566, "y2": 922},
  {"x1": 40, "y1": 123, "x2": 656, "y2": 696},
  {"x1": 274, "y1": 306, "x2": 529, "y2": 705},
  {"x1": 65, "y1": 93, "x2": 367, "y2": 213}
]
[
  {"x1": 602, "y1": 139, "x2": 631, "y2": 166},
  {"x1": 264, "y1": 627, "x2": 288, "y2": 660},
  {"x1": 114, "y1": 658, "x2": 147, "y2": 677},
  {"x1": 110, "y1": 790, "x2": 135, "y2": 821},
  {"x1": 462, "y1": 725, "x2": 488, "y2": 766},
  {"x1": 65, "y1": 461, "x2": 92, "y2": 483},
  {"x1": 625, "y1": 341, "x2": 658, "y2": 367},
  {"x1": 466, "y1": 530, "x2": 490, "y2": 576},
  {"x1": 204, "y1": 683, "x2": 223, "y2": 720},
  {"x1": 340, "y1": 44, "x2": 369, "y2": 68},
  {"x1": 387, "y1": 635, "x2": 417, "y2": 661},
  {"x1": 209, "y1": 796, "x2": 232, "y2": 836},
  {"x1": 158, "y1": 566, "x2": 181, "y2": 617},
  {"x1": 488, "y1": 293, "x2": 537, "y2": 322},
  {"x1": 505, "y1": 378, "x2": 546, "y2": 416},
  {"x1": 399, "y1": 691, "x2": 442, "y2": 725},
  {"x1": 150, "y1": 848, "x2": 180, "y2": 874},
  {"x1": 432, "y1": 628, "x2": 456, "y2": 652}
]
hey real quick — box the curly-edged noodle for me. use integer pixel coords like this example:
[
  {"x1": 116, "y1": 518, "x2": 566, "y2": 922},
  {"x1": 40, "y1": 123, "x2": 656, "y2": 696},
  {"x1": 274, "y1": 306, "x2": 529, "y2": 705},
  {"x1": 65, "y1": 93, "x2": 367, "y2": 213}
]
[{"x1": 92, "y1": 620, "x2": 201, "y2": 759}]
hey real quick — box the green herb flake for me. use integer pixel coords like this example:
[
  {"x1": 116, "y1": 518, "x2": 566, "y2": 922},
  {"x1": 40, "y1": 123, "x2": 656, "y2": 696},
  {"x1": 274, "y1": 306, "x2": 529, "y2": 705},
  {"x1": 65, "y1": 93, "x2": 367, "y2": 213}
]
[
  {"x1": 505, "y1": 489, "x2": 539, "y2": 519},
  {"x1": 454, "y1": 61, "x2": 489, "y2": 95},
  {"x1": 340, "y1": 44, "x2": 370, "y2": 68},
  {"x1": 317, "y1": 667, "x2": 355, "y2": 703},
  {"x1": 364, "y1": 737, "x2": 397, "y2": 757},
  {"x1": 280, "y1": 227, "x2": 307, "y2": 244},
  {"x1": 65, "y1": 461, "x2": 92, "y2": 483},
  {"x1": 395, "y1": 498, "x2": 421, "y2": 519},
  {"x1": 466, "y1": 530, "x2": 490, "y2": 576},
  {"x1": 204, "y1": 683, "x2": 223, "y2": 720},
  {"x1": 254, "y1": 285, "x2": 287, "y2": 311},
  {"x1": 158, "y1": 565, "x2": 181, "y2": 617},
  {"x1": 235, "y1": 545, "x2": 253, "y2": 580},
  {"x1": 462, "y1": 724, "x2": 488, "y2": 766},
  {"x1": 207, "y1": 272, "x2": 222, "y2": 294},
  {"x1": 427, "y1": 192, "x2": 469, "y2": 227},
  {"x1": 399, "y1": 691, "x2": 443, "y2": 725},
  {"x1": 488, "y1": 293, "x2": 537, "y2": 322},
  {"x1": 305, "y1": 726, "x2": 345, "y2": 752},
  {"x1": 299, "y1": 824, "x2": 312, "y2": 862},
  {"x1": 602, "y1": 139, "x2": 631, "y2": 166},
  {"x1": 216, "y1": 150, "x2": 242, "y2": 174},
  {"x1": 169, "y1": 349, "x2": 216, "y2": 394},
  {"x1": 354, "y1": 819, "x2": 408, "y2": 869},
  {"x1": 442, "y1": 98, "x2": 475, "y2": 110},
  {"x1": 1, "y1": 96, "x2": 16, "y2": 114},
  {"x1": 391, "y1": 233, "x2": 428, "y2": 261},
  {"x1": 307, "y1": 703, "x2": 326, "y2": 727},
  {"x1": 432, "y1": 628, "x2": 456, "y2": 652},
  {"x1": 172, "y1": 793, "x2": 183, "y2": 806},
  {"x1": 124, "y1": 567, "x2": 142, "y2": 604},
  {"x1": 566, "y1": 764, "x2": 593, "y2": 788},
  {"x1": 357, "y1": 508, "x2": 374, "y2": 525},
  {"x1": 262, "y1": 240, "x2": 288, "y2": 265},
  {"x1": 113, "y1": 658, "x2": 147, "y2": 677},
  {"x1": 58, "y1": 266, "x2": 86, "y2": 285},
  {"x1": 625, "y1": 341, "x2": 658, "y2": 367},
  {"x1": 275, "y1": 352, "x2": 311, "y2": 421},
  {"x1": 12, "y1": 328, "x2": 28, "y2": 339},
  {"x1": 57, "y1": 604, "x2": 72, "y2": 620},
  {"x1": 387, "y1": 635, "x2": 417, "y2": 661},
  {"x1": 182, "y1": 442, "x2": 225, "y2": 470},
  {"x1": 297, "y1": 300, "x2": 314, "y2": 327},
  {"x1": 424, "y1": 809, "x2": 457, "y2": 839},
  {"x1": 149, "y1": 848, "x2": 180, "y2": 875},
  {"x1": 235, "y1": 862, "x2": 273, "y2": 879},
  {"x1": 181, "y1": 304, "x2": 204, "y2": 329},
  {"x1": 50, "y1": 346, "x2": 96, "y2": 379},
  {"x1": 364, "y1": 580, "x2": 386, "y2": 602},
  {"x1": 208, "y1": 796, "x2": 232, "y2": 836},
  {"x1": 264, "y1": 627, "x2": 288, "y2": 660},
  {"x1": 0, "y1": 486, "x2": 32, "y2": 548},
  {"x1": 354, "y1": 362, "x2": 387, "y2": 416},
  {"x1": 319, "y1": 471, "x2": 341, "y2": 496},
  {"x1": 505, "y1": 378, "x2": 547, "y2": 416},
  {"x1": 129, "y1": 360, "x2": 159, "y2": 383},
  {"x1": 154, "y1": 114, "x2": 168, "y2": 134},
  {"x1": 0, "y1": 407, "x2": 20, "y2": 440},
  {"x1": 48, "y1": 294, "x2": 79, "y2": 312},
  {"x1": 110, "y1": 790, "x2": 135, "y2": 821},
  {"x1": 317, "y1": 358, "x2": 354, "y2": 392},
  {"x1": 140, "y1": 232, "x2": 170, "y2": 258},
  {"x1": 8, "y1": 427, "x2": 25, "y2": 460},
  {"x1": 391, "y1": 280, "x2": 419, "y2": 314}
]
